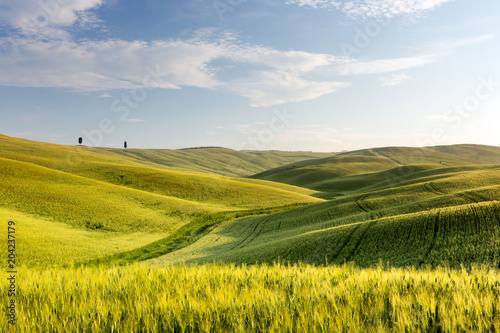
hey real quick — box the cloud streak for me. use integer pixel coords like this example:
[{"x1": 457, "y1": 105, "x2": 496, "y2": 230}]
[
  {"x1": 337, "y1": 56, "x2": 433, "y2": 75},
  {"x1": 286, "y1": 0, "x2": 455, "y2": 19},
  {"x1": 378, "y1": 73, "x2": 410, "y2": 86}
]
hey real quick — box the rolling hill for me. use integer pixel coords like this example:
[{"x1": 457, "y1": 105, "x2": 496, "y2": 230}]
[
  {"x1": 250, "y1": 145, "x2": 500, "y2": 197},
  {"x1": 2, "y1": 134, "x2": 500, "y2": 270},
  {"x1": 0, "y1": 134, "x2": 330, "y2": 177},
  {"x1": 0, "y1": 134, "x2": 323, "y2": 266},
  {"x1": 151, "y1": 157, "x2": 500, "y2": 269}
]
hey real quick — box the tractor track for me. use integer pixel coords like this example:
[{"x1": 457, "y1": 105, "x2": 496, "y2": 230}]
[
  {"x1": 457, "y1": 190, "x2": 490, "y2": 204},
  {"x1": 230, "y1": 215, "x2": 270, "y2": 250},
  {"x1": 372, "y1": 149, "x2": 403, "y2": 165},
  {"x1": 343, "y1": 220, "x2": 378, "y2": 263},
  {"x1": 420, "y1": 210, "x2": 441, "y2": 266},
  {"x1": 423, "y1": 182, "x2": 445, "y2": 196},
  {"x1": 355, "y1": 194, "x2": 380, "y2": 220},
  {"x1": 330, "y1": 223, "x2": 363, "y2": 262}
]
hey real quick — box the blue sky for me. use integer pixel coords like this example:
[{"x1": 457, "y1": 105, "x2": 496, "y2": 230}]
[{"x1": 0, "y1": 0, "x2": 499, "y2": 151}]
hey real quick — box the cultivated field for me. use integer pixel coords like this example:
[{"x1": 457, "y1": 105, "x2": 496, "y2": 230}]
[
  {"x1": 1, "y1": 263, "x2": 500, "y2": 332},
  {"x1": 2, "y1": 134, "x2": 500, "y2": 332}
]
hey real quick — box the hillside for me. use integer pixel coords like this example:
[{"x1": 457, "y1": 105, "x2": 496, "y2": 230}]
[
  {"x1": 3, "y1": 134, "x2": 500, "y2": 270},
  {"x1": 250, "y1": 145, "x2": 500, "y2": 197},
  {"x1": 0, "y1": 134, "x2": 330, "y2": 177},
  {"x1": 107, "y1": 147, "x2": 331, "y2": 177},
  {"x1": 151, "y1": 163, "x2": 500, "y2": 269},
  {"x1": 0, "y1": 134, "x2": 323, "y2": 266}
]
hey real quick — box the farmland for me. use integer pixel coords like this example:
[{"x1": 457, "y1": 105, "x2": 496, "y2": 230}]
[
  {"x1": 1, "y1": 263, "x2": 500, "y2": 332},
  {"x1": 1, "y1": 134, "x2": 500, "y2": 332},
  {"x1": 152, "y1": 161, "x2": 500, "y2": 269}
]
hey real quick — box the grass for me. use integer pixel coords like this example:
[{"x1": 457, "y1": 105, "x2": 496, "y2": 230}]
[
  {"x1": 3, "y1": 134, "x2": 500, "y2": 331},
  {"x1": 251, "y1": 144, "x2": 500, "y2": 196},
  {"x1": 0, "y1": 208, "x2": 166, "y2": 267},
  {"x1": 0, "y1": 134, "x2": 322, "y2": 267},
  {"x1": 86, "y1": 203, "x2": 311, "y2": 266},
  {"x1": 152, "y1": 165, "x2": 500, "y2": 269},
  {"x1": 106, "y1": 147, "x2": 331, "y2": 177},
  {"x1": 2, "y1": 263, "x2": 500, "y2": 332},
  {"x1": 0, "y1": 134, "x2": 330, "y2": 177}
]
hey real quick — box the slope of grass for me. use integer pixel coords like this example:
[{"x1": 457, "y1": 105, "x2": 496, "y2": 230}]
[
  {"x1": 0, "y1": 134, "x2": 329, "y2": 177},
  {"x1": 0, "y1": 208, "x2": 165, "y2": 267},
  {"x1": 3, "y1": 133, "x2": 500, "y2": 270},
  {"x1": 3, "y1": 134, "x2": 500, "y2": 332},
  {"x1": 106, "y1": 147, "x2": 331, "y2": 177},
  {"x1": 0, "y1": 134, "x2": 322, "y2": 266},
  {"x1": 0, "y1": 134, "x2": 321, "y2": 207},
  {"x1": 251, "y1": 144, "x2": 500, "y2": 196},
  {"x1": 0, "y1": 157, "x2": 224, "y2": 232},
  {"x1": 152, "y1": 165, "x2": 500, "y2": 269}
]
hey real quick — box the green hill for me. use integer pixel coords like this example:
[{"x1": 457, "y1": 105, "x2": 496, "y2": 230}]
[
  {"x1": 0, "y1": 134, "x2": 329, "y2": 177},
  {"x1": 3, "y1": 134, "x2": 500, "y2": 270},
  {"x1": 0, "y1": 134, "x2": 323, "y2": 266},
  {"x1": 250, "y1": 145, "x2": 500, "y2": 197},
  {"x1": 151, "y1": 163, "x2": 500, "y2": 269},
  {"x1": 107, "y1": 147, "x2": 331, "y2": 177}
]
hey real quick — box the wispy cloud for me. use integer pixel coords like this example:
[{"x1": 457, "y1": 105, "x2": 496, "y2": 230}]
[
  {"x1": 0, "y1": 0, "x2": 483, "y2": 109},
  {"x1": 423, "y1": 34, "x2": 495, "y2": 56},
  {"x1": 226, "y1": 70, "x2": 351, "y2": 107},
  {"x1": 286, "y1": 0, "x2": 455, "y2": 19},
  {"x1": 338, "y1": 56, "x2": 433, "y2": 75},
  {"x1": 0, "y1": 32, "x2": 351, "y2": 107},
  {"x1": 378, "y1": 73, "x2": 409, "y2": 86},
  {"x1": 124, "y1": 118, "x2": 145, "y2": 122},
  {"x1": 0, "y1": 0, "x2": 105, "y2": 39}
]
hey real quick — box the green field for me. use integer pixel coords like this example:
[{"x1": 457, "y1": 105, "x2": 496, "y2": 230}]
[
  {"x1": 0, "y1": 135, "x2": 322, "y2": 266},
  {"x1": 151, "y1": 165, "x2": 500, "y2": 268},
  {"x1": 2, "y1": 134, "x2": 500, "y2": 331}
]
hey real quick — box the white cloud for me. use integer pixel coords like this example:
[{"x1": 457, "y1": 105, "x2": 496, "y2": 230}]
[
  {"x1": 226, "y1": 70, "x2": 351, "y2": 107},
  {"x1": 0, "y1": 0, "x2": 105, "y2": 38},
  {"x1": 338, "y1": 56, "x2": 433, "y2": 75},
  {"x1": 224, "y1": 45, "x2": 345, "y2": 73},
  {"x1": 287, "y1": 0, "x2": 455, "y2": 19},
  {"x1": 424, "y1": 34, "x2": 494, "y2": 57},
  {"x1": 124, "y1": 118, "x2": 145, "y2": 122},
  {"x1": 286, "y1": 0, "x2": 340, "y2": 9},
  {"x1": 0, "y1": 32, "x2": 352, "y2": 107},
  {"x1": 0, "y1": 37, "x2": 219, "y2": 91},
  {"x1": 378, "y1": 73, "x2": 409, "y2": 86}
]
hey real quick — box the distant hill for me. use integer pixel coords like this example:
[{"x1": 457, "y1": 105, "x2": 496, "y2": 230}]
[
  {"x1": 250, "y1": 145, "x2": 500, "y2": 197},
  {"x1": 0, "y1": 134, "x2": 329, "y2": 177},
  {"x1": 105, "y1": 147, "x2": 331, "y2": 177}
]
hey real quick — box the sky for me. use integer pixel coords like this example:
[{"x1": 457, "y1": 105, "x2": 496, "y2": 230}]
[{"x1": 0, "y1": 0, "x2": 499, "y2": 152}]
